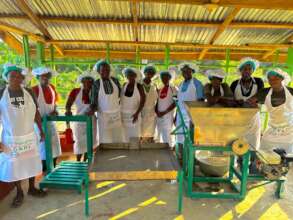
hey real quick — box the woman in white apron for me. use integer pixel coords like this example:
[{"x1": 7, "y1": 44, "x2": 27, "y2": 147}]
[
  {"x1": 89, "y1": 60, "x2": 124, "y2": 143},
  {"x1": 121, "y1": 67, "x2": 146, "y2": 143},
  {"x1": 32, "y1": 67, "x2": 61, "y2": 171},
  {"x1": 176, "y1": 63, "x2": 204, "y2": 145},
  {"x1": 141, "y1": 64, "x2": 158, "y2": 143},
  {"x1": 0, "y1": 65, "x2": 46, "y2": 208},
  {"x1": 258, "y1": 69, "x2": 293, "y2": 153},
  {"x1": 230, "y1": 57, "x2": 264, "y2": 150},
  {"x1": 156, "y1": 70, "x2": 177, "y2": 148},
  {"x1": 204, "y1": 69, "x2": 234, "y2": 106},
  {"x1": 65, "y1": 71, "x2": 97, "y2": 161}
]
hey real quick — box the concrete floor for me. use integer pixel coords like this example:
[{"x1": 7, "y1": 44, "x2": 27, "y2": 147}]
[{"x1": 0, "y1": 170, "x2": 292, "y2": 220}]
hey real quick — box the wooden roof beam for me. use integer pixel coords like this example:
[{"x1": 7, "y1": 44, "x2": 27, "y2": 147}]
[
  {"x1": 131, "y1": 1, "x2": 139, "y2": 42},
  {"x1": 15, "y1": 0, "x2": 64, "y2": 56},
  {"x1": 200, "y1": 7, "x2": 241, "y2": 60},
  {"x1": 0, "y1": 21, "x2": 44, "y2": 42},
  {"x1": 32, "y1": 49, "x2": 287, "y2": 62},
  {"x1": 0, "y1": 31, "x2": 23, "y2": 54},
  {"x1": 47, "y1": 39, "x2": 291, "y2": 50}
]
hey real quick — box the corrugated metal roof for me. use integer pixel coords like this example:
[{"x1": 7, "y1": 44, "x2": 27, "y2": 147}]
[
  {"x1": 235, "y1": 8, "x2": 293, "y2": 23},
  {"x1": 45, "y1": 22, "x2": 134, "y2": 41},
  {"x1": 0, "y1": 0, "x2": 22, "y2": 15},
  {"x1": 27, "y1": 0, "x2": 131, "y2": 19},
  {"x1": 1, "y1": 18, "x2": 42, "y2": 35},
  {"x1": 0, "y1": 0, "x2": 292, "y2": 61},
  {"x1": 139, "y1": 2, "x2": 232, "y2": 22},
  {"x1": 215, "y1": 28, "x2": 293, "y2": 45},
  {"x1": 139, "y1": 26, "x2": 216, "y2": 44}
]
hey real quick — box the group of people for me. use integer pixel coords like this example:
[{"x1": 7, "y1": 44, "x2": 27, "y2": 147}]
[{"x1": 0, "y1": 57, "x2": 292, "y2": 208}]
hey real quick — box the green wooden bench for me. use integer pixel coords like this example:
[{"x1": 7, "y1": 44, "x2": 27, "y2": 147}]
[{"x1": 39, "y1": 115, "x2": 93, "y2": 217}]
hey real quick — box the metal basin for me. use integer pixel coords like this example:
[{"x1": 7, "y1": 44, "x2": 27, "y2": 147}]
[{"x1": 196, "y1": 151, "x2": 230, "y2": 177}]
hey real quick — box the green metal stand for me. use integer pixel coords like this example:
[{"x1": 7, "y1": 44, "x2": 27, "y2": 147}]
[
  {"x1": 173, "y1": 101, "x2": 286, "y2": 214},
  {"x1": 39, "y1": 115, "x2": 93, "y2": 217}
]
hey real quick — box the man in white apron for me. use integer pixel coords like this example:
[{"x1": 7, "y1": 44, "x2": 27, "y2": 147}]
[
  {"x1": 89, "y1": 60, "x2": 124, "y2": 143},
  {"x1": 32, "y1": 67, "x2": 62, "y2": 171},
  {"x1": 121, "y1": 67, "x2": 146, "y2": 143},
  {"x1": 250, "y1": 68, "x2": 293, "y2": 154},
  {"x1": 230, "y1": 58, "x2": 264, "y2": 173},
  {"x1": 156, "y1": 70, "x2": 177, "y2": 148},
  {"x1": 204, "y1": 69, "x2": 234, "y2": 106},
  {"x1": 176, "y1": 62, "x2": 204, "y2": 148},
  {"x1": 140, "y1": 64, "x2": 158, "y2": 143},
  {"x1": 65, "y1": 71, "x2": 98, "y2": 161},
  {"x1": 0, "y1": 64, "x2": 46, "y2": 208}
]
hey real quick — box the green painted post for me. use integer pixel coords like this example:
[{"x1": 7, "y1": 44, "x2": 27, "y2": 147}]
[
  {"x1": 240, "y1": 151, "x2": 250, "y2": 199},
  {"x1": 135, "y1": 47, "x2": 141, "y2": 69},
  {"x1": 177, "y1": 169, "x2": 184, "y2": 213},
  {"x1": 43, "y1": 116, "x2": 54, "y2": 173},
  {"x1": 224, "y1": 49, "x2": 230, "y2": 82},
  {"x1": 50, "y1": 44, "x2": 55, "y2": 70},
  {"x1": 22, "y1": 35, "x2": 30, "y2": 68},
  {"x1": 36, "y1": 41, "x2": 45, "y2": 66},
  {"x1": 286, "y1": 48, "x2": 293, "y2": 87},
  {"x1": 164, "y1": 45, "x2": 170, "y2": 69},
  {"x1": 273, "y1": 50, "x2": 280, "y2": 68},
  {"x1": 86, "y1": 116, "x2": 93, "y2": 165},
  {"x1": 106, "y1": 43, "x2": 110, "y2": 63}
]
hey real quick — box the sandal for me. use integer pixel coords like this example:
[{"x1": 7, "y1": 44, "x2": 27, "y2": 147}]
[
  {"x1": 11, "y1": 192, "x2": 24, "y2": 208},
  {"x1": 27, "y1": 188, "x2": 47, "y2": 198}
]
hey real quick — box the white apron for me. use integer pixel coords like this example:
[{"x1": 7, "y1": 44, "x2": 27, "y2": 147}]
[
  {"x1": 97, "y1": 79, "x2": 123, "y2": 143},
  {"x1": 234, "y1": 78, "x2": 261, "y2": 150},
  {"x1": 261, "y1": 87, "x2": 293, "y2": 153},
  {"x1": 73, "y1": 88, "x2": 98, "y2": 155},
  {"x1": 121, "y1": 83, "x2": 141, "y2": 142},
  {"x1": 37, "y1": 85, "x2": 61, "y2": 160},
  {"x1": 141, "y1": 84, "x2": 158, "y2": 138},
  {"x1": 157, "y1": 86, "x2": 176, "y2": 147},
  {"x1": 176, "y1": 80, "x2": 198, "y2": 144},
  {"x1": 0, "y1": 88, "x2": 42, "y2": 182}
]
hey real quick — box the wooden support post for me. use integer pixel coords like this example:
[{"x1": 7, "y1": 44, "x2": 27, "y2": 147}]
[
  {"x1": 224, "y1": 48, "x2": 230, "y2": 82},
  {"x1": 106, "y1": 43, "x2": 110, "y2": 63}
]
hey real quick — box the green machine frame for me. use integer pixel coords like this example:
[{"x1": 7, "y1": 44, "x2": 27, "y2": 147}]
[
  {"x1": 173, "y1": 100, "x2": 285, "y2": 214},
  {"x1": 39, "y1": 115, "x2": 93, "y2": 217}
]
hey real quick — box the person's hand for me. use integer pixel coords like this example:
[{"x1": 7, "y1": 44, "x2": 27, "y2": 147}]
[
  {"x1": 0, "y1": 143, "x2": 4, "y2": 153},
  {"x1": 85, "y1": 109, "x2": 95, "y2": 116},
  {"x1": 246, "y1": 97, "x2": 258, "y2": 107},
  {"x1": 0, "y1": 143, "x2": 9, "y2": 153},
  {"x1": 132, "y1": 112, "x2": 139, "y2": 123},
  {"x1": 40, "y1": 131, "x2": 45, "y2": 142},
  {"x1": 157, "y1": 111, "x2": 166, "y2": 118},
  {"x1": 50, "y1": 110, "x2": 58, "y2": 116},
  {"x1": 65, "y1": 111, "x2": 72, "y2": 116}
]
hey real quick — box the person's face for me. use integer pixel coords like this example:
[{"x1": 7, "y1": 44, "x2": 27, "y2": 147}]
[
  {"x1": 268, "y1": 75, "x2": 283, "y2": 89},
  {"x1": 8, "y1": 71, "x2": 24, "y2": 87},
  {"x1": 82, "y1": 78, "x2": 93, "y2": 90},
  {"x1": 182, "y1": 66, "x2": 193, "y2": 80},
  {"x1": 99, "y1": 64, "x2": 110, "y2": 79},
  {"x1": 240, "y1": 64, "x2": 253, "y2": 80},
  {"x1": 211, "y1": 77, "x2": 222, "y2": 89},
  {"x1": 145, "y1": 70, "x2": 155, "y2": 80},
  {"x1": 127, "y1": 72, "x2": 137, "y2": 84},
  {"x1": 161, "y1": 74, "x2": 171, "y2": 85},
  {"x1": 40, "y1": 73, "x2": 52, "y2": 86}
]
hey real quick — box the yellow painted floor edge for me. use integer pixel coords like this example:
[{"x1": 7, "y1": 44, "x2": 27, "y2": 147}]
[{"x1": 90, "y1": 170, "x2": 178, "y2": 180}]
